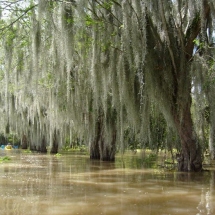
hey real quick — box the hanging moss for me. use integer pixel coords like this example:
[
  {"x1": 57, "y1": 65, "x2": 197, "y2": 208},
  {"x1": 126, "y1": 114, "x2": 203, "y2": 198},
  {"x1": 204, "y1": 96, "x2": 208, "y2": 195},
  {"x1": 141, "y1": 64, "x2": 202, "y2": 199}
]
[{"x1": 0, "y1": 0, "x2": 214, "y2": 170}]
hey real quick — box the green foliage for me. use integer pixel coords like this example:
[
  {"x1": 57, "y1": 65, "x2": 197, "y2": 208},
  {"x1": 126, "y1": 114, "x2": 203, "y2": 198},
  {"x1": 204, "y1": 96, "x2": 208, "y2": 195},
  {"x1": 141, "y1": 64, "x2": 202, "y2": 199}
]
[
  {"x1": 85, "y1": 13, "x2": 104, "y2": 29},
  {"x1": 0, "y1": 19, "x2": 6, "y2": 30},
  {"x1": 193, "y1": 38, "x2": 204, "y2": 49},
  {"x1": 142, "y1": 153, "x2": 158, "y2": 163},
  {"x1": 101, "y1": 41, "x2": 111, "y2": 52},
  {"x1": 63, "y1": 6, "x2": 74, "y2": 28},
  {"x1": 61, "y1": 135, "x2": 87, "y2": 153},
  {"x1": 4, "y1": 27, "x2": 17, "y2": 48},
  {"x1": 0, "y1": 156, "x2": 11, "y2": 163},
  {"x1": 66, "y1": 17, "x2": 74, "y2": 25},
  {"x1": 136, "y1": 153, "x2": 158, "y2": 169},
  {"x1": 77, "y1": 32, "x2": 92, "y2": 52},
  {"x1": 7, "y1": 133, "x2": 20, "y2": 145},
  {"x1": 149, "y1": 112, "x2": 167, "y2": 151},
  {"x1": 85, "y1": 14, "x2": 97, "y2": 27},
  {"x1": 203, "y1": 56, "x2": 215, "y2": 91},
  {"x1": 23, "y1": 149, "x2": 32, "y2": 153},
  {"x1": 54, "y1": 153, "x2": 62, "y2": 157},
  {"x1": 124, "y1": 127, "x2": 141, "y2": 151},
  {"x1": 98, "y1": 1, "x2": 113, "y2": 10},
  {"x1": 0, "y1": 133, "x2": 6, "y2": 143},
  {"x1": 185, "y1": 12, "x2": 200, "y2": 41},
  {"x1": 207, "y1": 59, "x2": 215, "y2": 83},
  {"x1": 0, "y1": 69, "x2": 4, "y2": 81},
  {"x1": 38, "y1": 72, "x2": 54, "y2": 89}
]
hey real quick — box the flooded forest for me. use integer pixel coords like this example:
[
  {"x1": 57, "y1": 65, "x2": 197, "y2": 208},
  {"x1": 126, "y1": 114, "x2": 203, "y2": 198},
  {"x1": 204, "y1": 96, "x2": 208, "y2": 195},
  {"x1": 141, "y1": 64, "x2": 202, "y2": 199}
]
[{"x1": 0, "y1": 0, "x2": 215, "y2": 214}]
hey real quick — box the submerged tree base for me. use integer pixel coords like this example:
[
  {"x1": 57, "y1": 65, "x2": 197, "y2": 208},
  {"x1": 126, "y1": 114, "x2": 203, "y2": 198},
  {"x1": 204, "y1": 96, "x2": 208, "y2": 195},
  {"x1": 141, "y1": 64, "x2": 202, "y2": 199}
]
[
  {"x1": 90, "y1": 145, "x2": 115, "y2": 162},
  {"x1": 90, "y1": 155, "x2": 115, "y2": 162},
  {"x1": 177, "y1": 153, "x2": 202, "y2": 172}
]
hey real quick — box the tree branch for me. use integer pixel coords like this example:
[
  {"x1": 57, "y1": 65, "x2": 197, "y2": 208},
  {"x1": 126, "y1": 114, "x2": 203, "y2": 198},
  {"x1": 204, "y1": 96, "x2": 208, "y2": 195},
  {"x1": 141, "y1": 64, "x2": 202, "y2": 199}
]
[
  {"x1": 159, "y1": 0, "x2": 177, "y2": 73},
  {"x1": 185, "y1": 0, "x2": 210, "y2": 60},
  {"x1": 0, "y1": 4, "x2": 38, "y2": 32}
]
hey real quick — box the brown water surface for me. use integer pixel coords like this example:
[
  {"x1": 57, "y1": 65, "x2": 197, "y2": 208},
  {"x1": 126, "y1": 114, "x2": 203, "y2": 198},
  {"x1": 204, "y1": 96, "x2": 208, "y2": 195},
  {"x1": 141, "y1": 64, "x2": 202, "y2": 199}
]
[{"x1": 0, "y1": 150, "x2": 214, "y2": 215}]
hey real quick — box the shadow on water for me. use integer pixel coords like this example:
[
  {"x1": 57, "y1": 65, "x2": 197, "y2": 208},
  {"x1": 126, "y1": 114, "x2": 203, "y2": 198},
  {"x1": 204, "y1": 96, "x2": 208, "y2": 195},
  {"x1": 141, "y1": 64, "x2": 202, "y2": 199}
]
[{"x1": 0, "y1": 149, "x2": 214, "y2": 215}]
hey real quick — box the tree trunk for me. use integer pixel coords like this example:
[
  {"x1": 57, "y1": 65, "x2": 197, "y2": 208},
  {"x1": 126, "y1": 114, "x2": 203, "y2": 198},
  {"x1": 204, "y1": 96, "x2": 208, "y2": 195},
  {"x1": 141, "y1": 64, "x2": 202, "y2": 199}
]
[
  {"x1": 21, "y1": 134, "x2": 28, "y2": 149},
  {"x1": 175, "y1": 107, "x2": 202, "y2": 171},
  {"x1": 90, "y1": 112, "x2": 116, "y2": 161},
  {"x1": 50, "y1": 131, "x2": 58, "y2": 154},
  {"x1": 100, "y1": 129, "x2": 116, "y2": 161},
  {"x1": 90, "y1": 138, "x2": 100, "y2": 160},
  {"x1": 90, "y1": 135, "x2": 116, "y2": 161},
  {"x1": 40, "y1": 136, "x2": 47, "y2": 153},
  {"x1": 30, "y1": 143, "x2": 36, "y2": 151}
]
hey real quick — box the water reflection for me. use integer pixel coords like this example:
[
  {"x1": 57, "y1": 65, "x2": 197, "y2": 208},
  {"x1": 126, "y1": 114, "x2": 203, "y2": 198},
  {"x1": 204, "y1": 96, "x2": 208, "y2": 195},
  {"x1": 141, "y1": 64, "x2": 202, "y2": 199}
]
[
  {"x1": 0, "y1": 150, "x2": 214, "y2": 215},
  {"x1": 196, "y1": 172, "x2": 214, "y2": 215}
]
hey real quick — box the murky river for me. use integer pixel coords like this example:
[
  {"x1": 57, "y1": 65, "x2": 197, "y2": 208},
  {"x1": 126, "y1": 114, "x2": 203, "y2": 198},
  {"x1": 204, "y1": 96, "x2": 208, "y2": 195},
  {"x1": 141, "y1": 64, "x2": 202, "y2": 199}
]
[{"x1": 0, "y1": 150, "x2": 214, "y2": 215}]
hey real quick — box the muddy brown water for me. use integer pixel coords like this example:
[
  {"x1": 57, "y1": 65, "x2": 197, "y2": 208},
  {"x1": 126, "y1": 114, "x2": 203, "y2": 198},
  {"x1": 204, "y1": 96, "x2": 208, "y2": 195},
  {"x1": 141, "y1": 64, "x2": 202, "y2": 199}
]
[{"x1": 0, "y1": 150, "x2": 214, "y2": 215}]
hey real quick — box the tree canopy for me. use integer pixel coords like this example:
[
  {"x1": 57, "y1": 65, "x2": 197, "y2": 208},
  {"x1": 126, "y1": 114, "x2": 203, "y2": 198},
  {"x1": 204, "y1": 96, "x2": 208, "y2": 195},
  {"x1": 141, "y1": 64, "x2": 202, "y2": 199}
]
[{"x1": 0, "y1": 0, "x2": 215, "y2": 171}]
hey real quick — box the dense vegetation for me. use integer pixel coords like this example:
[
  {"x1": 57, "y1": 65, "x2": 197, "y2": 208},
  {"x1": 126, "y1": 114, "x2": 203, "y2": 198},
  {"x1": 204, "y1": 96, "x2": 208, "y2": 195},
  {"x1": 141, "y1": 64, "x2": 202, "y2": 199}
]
[{"x1": 0, "y1": 0, "x2": 215, "y2": 171}]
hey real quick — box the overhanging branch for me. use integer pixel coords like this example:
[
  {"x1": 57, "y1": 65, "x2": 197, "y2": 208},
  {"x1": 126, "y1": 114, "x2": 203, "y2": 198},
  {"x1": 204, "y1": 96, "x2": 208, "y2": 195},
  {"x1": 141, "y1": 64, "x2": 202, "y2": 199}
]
[
  {"x1": 0, "y1": 4, "x2": 38, "y2": 32},
  {"x1": 185, "y1": 0, "x2": 210, "y2": 60}
]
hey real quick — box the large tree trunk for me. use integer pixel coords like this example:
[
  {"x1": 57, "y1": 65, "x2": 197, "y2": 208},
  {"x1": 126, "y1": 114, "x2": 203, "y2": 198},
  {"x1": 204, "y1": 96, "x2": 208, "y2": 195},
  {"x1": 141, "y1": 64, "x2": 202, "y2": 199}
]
[
  {"x1": 90, "y1": 135, "x2": 100, "y2": 160},
  {"x1": 99, "y1": 129, "x2": 116, "y2": 161},
  {"x1": 174, "y1": 105, "x2": 202, "y2": 171},
  {"x1": 90, "y1": 112, "x2": 116, "y2": 161}
]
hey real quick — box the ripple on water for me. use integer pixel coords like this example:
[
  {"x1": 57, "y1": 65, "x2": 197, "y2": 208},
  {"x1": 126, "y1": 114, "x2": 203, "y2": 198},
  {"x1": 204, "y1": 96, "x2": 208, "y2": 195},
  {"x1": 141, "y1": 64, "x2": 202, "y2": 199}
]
[{"x1": 0, "y1": 151, "x2": 215, "y2": 215}]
